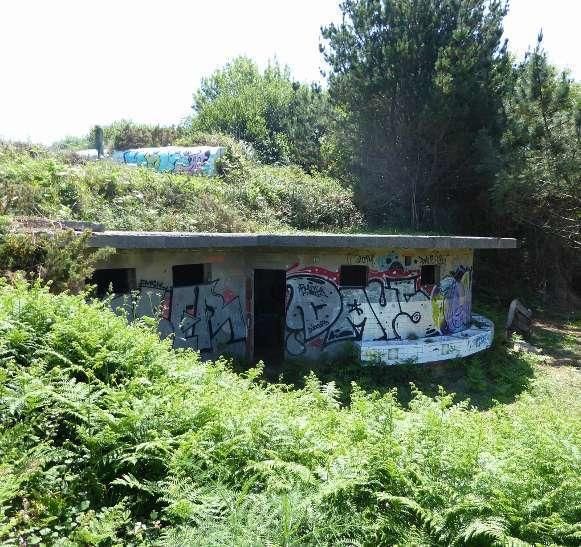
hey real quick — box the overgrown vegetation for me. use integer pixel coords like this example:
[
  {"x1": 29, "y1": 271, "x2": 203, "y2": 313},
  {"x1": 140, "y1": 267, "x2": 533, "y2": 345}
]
[
  {"x1": 47, "y1": 1, "x2": 580, "y2": 303},
  {"x1": 0, "y1": 220, "x2": 110, "y2": 293},
  {"x1": 492, "y1": 37, "x2": 581, "y2": 299},
  {"x1": 0, "y1": 282, "x2": 579, "y2": 545},
  {"x1": 0, "y1": 142, "x2": 361, "y2": 233},
  {"x1": 191, "y1": 57, "x2": 335, "y2": 172},
  {"x1": 2, "y1": 2, "x2": 579, "y2": 543},
  {"x1": 52, "y1": 122, "x2": 187, "y2": 153}
]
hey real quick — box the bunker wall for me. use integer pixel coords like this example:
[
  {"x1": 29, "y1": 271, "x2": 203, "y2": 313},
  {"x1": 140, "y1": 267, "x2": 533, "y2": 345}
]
[{"x1": 94, "y1": 247, "x2": 474, "y2": 362}]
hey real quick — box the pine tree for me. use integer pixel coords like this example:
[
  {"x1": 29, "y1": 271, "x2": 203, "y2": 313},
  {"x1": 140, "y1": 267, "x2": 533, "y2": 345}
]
[{"x1": 321, "y1": 0, "x2": 510, "y2": 231}]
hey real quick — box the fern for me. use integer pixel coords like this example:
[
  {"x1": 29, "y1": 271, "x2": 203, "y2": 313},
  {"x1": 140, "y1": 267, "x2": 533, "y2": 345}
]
[
  {"x1": 0, "y1": 281, "x2": 579, "y2": 544},
  {"x1": 377, "y1": 494, "x2": 447, "y2": 543},
  {"x1": 453, "y1": 516, "x2": 511, "y2": 546},
  {"x1": 110, "y1": 472, "x2": 159, "y2": 496}
]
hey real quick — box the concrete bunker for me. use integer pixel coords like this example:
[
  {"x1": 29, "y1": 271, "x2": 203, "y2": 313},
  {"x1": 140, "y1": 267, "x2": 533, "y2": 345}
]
[{"x1": 88, "y1": 232, "x2": 517, "y2": 365}]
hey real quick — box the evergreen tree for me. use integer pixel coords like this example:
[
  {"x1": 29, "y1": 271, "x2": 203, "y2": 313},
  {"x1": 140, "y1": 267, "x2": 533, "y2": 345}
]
[
  {"x1": 321, "y1": 0, "x2": 510, "y2": 230},
  {"x1": 494, "y1": 35, "x2": 581, "y2": 249},
  {"x1": 492, "y1": 36, "x2": 581, "y2": 298}
]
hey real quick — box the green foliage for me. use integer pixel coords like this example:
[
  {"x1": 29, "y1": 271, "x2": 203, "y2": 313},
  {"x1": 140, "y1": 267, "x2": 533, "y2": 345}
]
[
  {"x1": 272, "y1": 312, "x2": 536, "y2": 409},
  {"x1": 494, "y1": 38, "x2": 580, "y2": 246},
  {"x1": 0, "y1": 282, "x2": 579, "y2": 544},
  {"x1": 88, "y1": 120, "x2": 187, "y2": 151},
  {"x1": 0, "y1": 142, "x2": 362, "y2": 233},
  {"x1": 191, "y1": 57, "x2": 334, "y2": 170},
  {"x1": 491, "y1": 36, "x2": 581, "y2": 299},
  {"x1": 0, "y1": 221, "x2": 111, "y2": 293},
  {"x1": 50, "y1": 135, "x2": 91, "y2": 152},
  {"x1": 321, "y1": 0, "x2": 510, "y2": 231}
]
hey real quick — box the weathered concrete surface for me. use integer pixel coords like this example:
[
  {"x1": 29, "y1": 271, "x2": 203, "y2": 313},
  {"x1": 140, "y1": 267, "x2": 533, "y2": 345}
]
[
  {"x1": 357, "y1": 314, "x2": 494, "y2": 365},
  {"x1": 89, "y1": 231, "x2": 517, "y2": 250},
  {"x1": 13, "y1": 217, "x2": 105, "y2": 233},
  {"x1": 93, "y1": 246, "x2": 486, "y2": 363}
]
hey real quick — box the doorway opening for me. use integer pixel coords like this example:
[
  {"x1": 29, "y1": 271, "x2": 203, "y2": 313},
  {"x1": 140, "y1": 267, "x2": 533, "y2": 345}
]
[{"x1": 253, "y1": 269, "x2": 286, "y2": 365}]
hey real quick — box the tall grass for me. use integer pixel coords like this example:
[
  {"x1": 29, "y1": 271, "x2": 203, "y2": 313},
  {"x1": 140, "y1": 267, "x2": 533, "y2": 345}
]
[{"x1": 0, "y1": 281, "x2": 579, "y2": 545}]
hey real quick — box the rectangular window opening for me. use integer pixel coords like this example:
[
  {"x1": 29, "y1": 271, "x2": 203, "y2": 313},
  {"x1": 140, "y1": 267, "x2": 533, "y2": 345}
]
[
  {"x1": 404, "y1": 255, "x2": 412, "y2": 266},
  {"x1": 91, "y1": 268, "x2": 136, "y2": 297},
  {"x1": 172, "y1": 263, "x2": 206, "y2": 287},
  {"x1": 340, "y1": 265, "x2": 368, "y2": 288},
  {"x1": 420, "y1": 265, "x2": 439, "y2": 285}
]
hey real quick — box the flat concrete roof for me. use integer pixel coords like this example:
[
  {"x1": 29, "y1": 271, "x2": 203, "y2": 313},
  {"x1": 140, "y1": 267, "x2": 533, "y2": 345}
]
[{"x1": 88, "y1": 231, "x2": 517, "y2": 250}]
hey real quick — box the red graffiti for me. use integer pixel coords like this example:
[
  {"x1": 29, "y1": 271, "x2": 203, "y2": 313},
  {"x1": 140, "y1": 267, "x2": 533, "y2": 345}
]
[
  {"x1": 369, "y1": 266, "x2": 420, "y2": 280},
  {"x1": 291, "y1": 266, "x2": 340, "y2": 283},
  {"x1": 308, "y1": 337, "x2": 324, "y2": 348}
]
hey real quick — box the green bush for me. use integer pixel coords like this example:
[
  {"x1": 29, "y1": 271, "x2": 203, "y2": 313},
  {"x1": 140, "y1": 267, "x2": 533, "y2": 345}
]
[
  {"x1": 0, "y1": 142, "x2": 362, "y2": 234},
  {"x1": 190, "y1": 57, "x2": 334, "y2": 170},
  {"x1": 0, "y1": 282, "x2": 579, "y2": 545},
  {"x1": 0, "y1": 222, "x2": 111, "y2": 293}
]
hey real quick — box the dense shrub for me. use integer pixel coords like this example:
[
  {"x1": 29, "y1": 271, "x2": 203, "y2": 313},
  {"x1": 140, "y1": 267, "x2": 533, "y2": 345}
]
[
  {"x1": 0, "y1": 222, "x2": 111, "y2": 294},
  {"x1": 0, "y1": 282, "x2": 579, "y2": 545},
  {"x1": 191, "y1": 57, "x2": 334, "y2": 170},
  {"x1": 0, "y1": 142, "x2": 361, "y2": 233},
  {"x1": 86, "y1": 121, "x2": 187, "y2": 151}
]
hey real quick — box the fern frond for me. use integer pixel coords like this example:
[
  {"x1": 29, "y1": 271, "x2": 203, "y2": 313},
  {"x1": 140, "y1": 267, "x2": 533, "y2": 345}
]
[
  {"x1": 454, "y1": 516, "x2": 510, "y2": 546},
  {"x1": 248, "y1": 458, "x2": 315, "y2": 485},
  {"x1": 110, "y1": 473, "x2": 159, "y2": 495},
  {"x1": 377, "y1": 494, "x2": 445, "y2": 541}
]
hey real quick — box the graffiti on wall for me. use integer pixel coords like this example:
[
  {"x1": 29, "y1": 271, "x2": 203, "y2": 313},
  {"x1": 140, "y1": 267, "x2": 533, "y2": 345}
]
[
  {"x1": 112, "y1": 146, "x2": 225, "y2": 176},
  {"x1": 112, "y1": 279, "x2": 246, "y2": 354},
  {"x1": 285, "y1": 261, "x2": 472, "y2": 356},
  {"x1": 431, "y1": 266, "x2": 472, "y2": 335}
]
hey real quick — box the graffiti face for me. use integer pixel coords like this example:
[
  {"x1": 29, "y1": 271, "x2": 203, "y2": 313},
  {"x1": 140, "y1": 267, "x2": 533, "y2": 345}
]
[{"x1": 431, "y1": 268, "x2": 471, "y2": 335}]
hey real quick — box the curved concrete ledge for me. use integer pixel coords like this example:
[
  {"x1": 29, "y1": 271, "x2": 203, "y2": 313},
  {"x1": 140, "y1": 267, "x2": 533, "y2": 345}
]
[{"x1": 357, "y1": 314, "x2": 494, "y2": 365}]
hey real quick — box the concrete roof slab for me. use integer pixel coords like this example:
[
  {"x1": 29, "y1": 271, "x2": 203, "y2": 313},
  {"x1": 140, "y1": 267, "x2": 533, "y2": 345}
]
[{"x1": 87, "y1": 231, "x2": 518, "y2": 250}]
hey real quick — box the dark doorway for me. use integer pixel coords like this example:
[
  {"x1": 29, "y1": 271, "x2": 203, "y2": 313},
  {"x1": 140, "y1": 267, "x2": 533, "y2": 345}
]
[{"x1": 253, "y1": 269, "x2": 286, "y2": 365}]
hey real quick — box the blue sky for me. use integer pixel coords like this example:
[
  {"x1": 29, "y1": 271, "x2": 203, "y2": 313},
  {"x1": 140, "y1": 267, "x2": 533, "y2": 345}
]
[{"x1": 1, "y1": 0, "x2": 579, "y2": 144}]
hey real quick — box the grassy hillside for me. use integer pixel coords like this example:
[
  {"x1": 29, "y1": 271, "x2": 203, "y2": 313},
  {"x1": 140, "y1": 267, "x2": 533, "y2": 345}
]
[
  {"x1": 0, "y1": 281, "x2": 579, "y2": 545},
  {"x1": 0, "y1": 143, "x2": 361, "y2": 233}
]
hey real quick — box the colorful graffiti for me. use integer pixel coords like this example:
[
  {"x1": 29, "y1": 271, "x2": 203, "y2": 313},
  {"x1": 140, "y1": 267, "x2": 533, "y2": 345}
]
[
  {"x1": 285, "y1": 262, "x2": 472, "y2": 356},
  {"x1": 431, "y1": 266, "x2": 472, "y2": 335},
  {"x1": 111, "y1": 146, "x2": 225, "y2": 176},
  {"x1": 112, "y1": 279, "x2": 246, "y2": 354}
]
